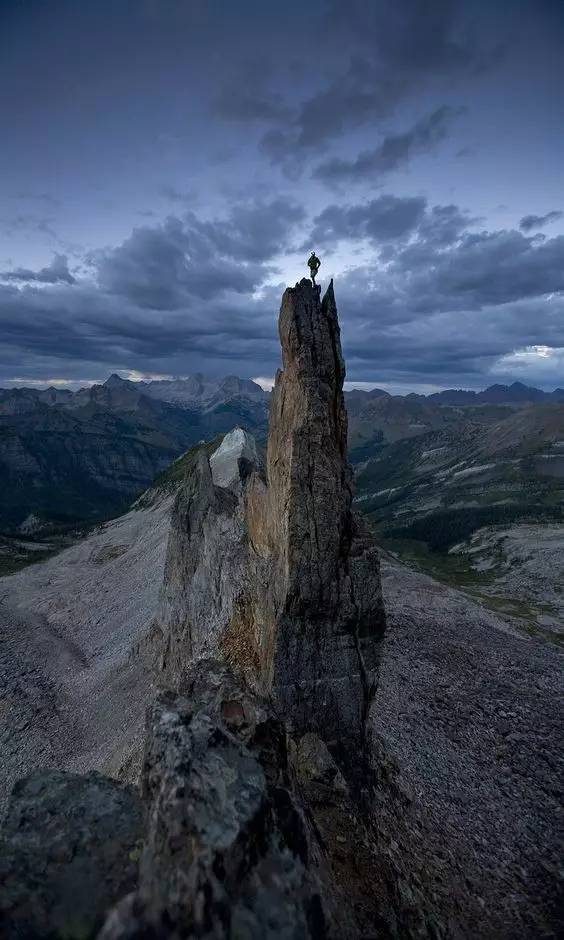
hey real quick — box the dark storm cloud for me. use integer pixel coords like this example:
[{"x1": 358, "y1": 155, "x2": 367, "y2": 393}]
[
  {"x1": 0, "y1": 275, "x2": 281, "y2": 385},
  {"x1": 0, "y1": 254, "x2": 75, "y2": 285},
  {"x1": 3, "y1": 192, "x2": 562, "y2": 389},
  {"x1": 259, "y1": 58, "x2": 405, "y2": 170},
  {"x1": 519, "y1": 210, "x2": 563, "y2": 232},
  {"x1": 5, "y1": 263, "x2": 561, "y2": 392},
  {"x1": 1, "y1": 195, "x2": 301, "y2": 380},
  {"x1": 307, "y1": 196, "x2": 427, "y2": 246},
  {"x1": 214, "y1": 0, "x2": 489, "y2": 176},
  {"x1": 190, "y1": 199, "x2": 306, "y2": 262},
  {"x1": 96, "y1": 219, "x2": 258, "y2": 309},
  {"x1": 414, "y1": 203, "x2": 476, "y2": 247},
  {"x1": 328, "y1": 255, "x2": 564, "y2": 388},
  {"x1": 302, "y1": 203, "x2": 564, "y2": 386},
  {"x1": 338, "y1": 289, "x2": 564, "y2": 388},
  {"x1": 308, "y1": 195, "x2": 564, "y2": 313},
  {"x1": 313, "y1": 106, "x2": 462, "y2": 186},
  {"x1": 0, "y1": 194, "x2": 294, "y2": 380},
  {"x1": 95, "y1": 199, "x2": 305, "y2": 310},
  {"x1": 392, "y1": 228, "x2": 564, "y2": 312}
]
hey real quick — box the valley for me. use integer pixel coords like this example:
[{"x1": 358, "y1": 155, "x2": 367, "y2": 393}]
[
  {"x1": 349, "y1": 392, "x2": 564, "y2": 640},
  {"x1": 2, "y1": 374, "x2": 563, "y2": 640},
  {"x1": 0, "y1": 373, "x2": 268, "y2": 534}
]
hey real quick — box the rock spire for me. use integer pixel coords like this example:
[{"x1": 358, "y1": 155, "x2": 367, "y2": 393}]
[
  {"x1": 254, "y1": 278, "x2": 385, "y2": 755},
  {"x1": 157, "y1": 278, "x2": 386, "y2": 761}
]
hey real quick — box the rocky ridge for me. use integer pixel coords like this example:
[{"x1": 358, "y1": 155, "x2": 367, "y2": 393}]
[{"x1": 157, "y1": 279, "x2": 386, "y2": 761}]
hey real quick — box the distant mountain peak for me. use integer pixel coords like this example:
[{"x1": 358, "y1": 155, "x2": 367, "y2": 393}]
[{"x1": 104, "y1": 373, "x2": 129, "y2": 387}]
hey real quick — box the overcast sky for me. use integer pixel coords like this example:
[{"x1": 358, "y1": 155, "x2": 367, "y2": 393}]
[{"x1": 1, "y1": 0, "x2": 563, "y2": 393}]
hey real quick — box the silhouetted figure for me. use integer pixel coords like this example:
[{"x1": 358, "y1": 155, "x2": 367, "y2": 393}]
[{"x1": 307, "y1": 251, "x2": 321, "y2": 285}]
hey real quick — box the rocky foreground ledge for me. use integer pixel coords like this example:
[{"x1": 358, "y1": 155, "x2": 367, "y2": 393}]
[{"x1": 0, "y1": 658, "x2": 453, "y2": 939}]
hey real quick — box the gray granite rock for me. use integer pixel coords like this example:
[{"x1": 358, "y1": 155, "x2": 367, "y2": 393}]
[
  {"x1": 156, "y1": 449, "x2": 252, "y2": 684},
  {"x1": 99, "y1": 661, "x2": 327, "y2": 939},
  {"x1": 0, "y1": 770, "x2": 143, "y2": 940},
  {"x1": 291, "y1": 732, "x2": 348, "y2": 795},
  {"x1": 209, "y1": 426, "x2": 259, "y2": 490}
]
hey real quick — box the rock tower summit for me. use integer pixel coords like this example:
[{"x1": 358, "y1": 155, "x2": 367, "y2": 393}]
[
  {"x1": 259, "y1": 277, "x2": 385, "y2": 755},
  {"x1": 158, "y1": 277, "x2": 386, "y2": 762}
]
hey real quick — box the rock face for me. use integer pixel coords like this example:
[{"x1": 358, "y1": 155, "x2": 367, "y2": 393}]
[
  {"x1": 257, "y1": 279, "x2": 385, "y2": 755},
  {"x1": 0, "y1": 771, "x2": 143, "y2": 940},
  {"x1": 158, "y1": 279, "x2": 386, "y2": 762},
  {"x1": 0, "y1": 661, "x2": 475, "y2": 940},
  {"x1": 99, "y1": 662, "x2": 327, "y2": 939},
  {"x1": 209, "y1": 426, "x2": 259, "y2": 490},
  {"x1": 157, "y1": 440, "x2": 255, "y2": 679}
]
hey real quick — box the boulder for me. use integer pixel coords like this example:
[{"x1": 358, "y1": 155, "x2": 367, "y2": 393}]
[{"x1": 209, "y1": 426, "x2": 259, "y2": 490}]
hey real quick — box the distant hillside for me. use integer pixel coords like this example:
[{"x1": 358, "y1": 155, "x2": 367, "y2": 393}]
[
  {"x1": 346, "y1": 392, "x2": 564, "y2": 640},
  {"x1": 1, "y1": 372, "x2": 561, "y2": 534},
  {"x1": 0, "y1": 375, "x2": 268, "y2": 533},
  {"x1": 352, "y1": 397, "x2": 564, "y2": 621},
  {"x1": 416, "y1": 381, "x2": 564, "y2": 405},
  {"x1": 353, "y1": 401, "x2": 564, "y2": 532}
]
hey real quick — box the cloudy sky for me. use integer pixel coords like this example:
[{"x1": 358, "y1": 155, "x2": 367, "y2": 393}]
[{"x1": 1, "y1": 0, "x2": 563, "y2": 393}]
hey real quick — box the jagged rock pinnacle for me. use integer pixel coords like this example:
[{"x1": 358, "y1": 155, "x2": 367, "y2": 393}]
[
  {"x1": 257, "y1": 278, "x2": 385, "y2": 758},
  {"x1": 157, "y1": 277, "x2": 386, "y2": 764},
  {"x1": 267, "y1": 277, "x2": 350, "y2": 618}
]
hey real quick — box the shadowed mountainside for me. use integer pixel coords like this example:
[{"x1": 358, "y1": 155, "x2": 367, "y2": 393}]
[
  {"x1": 0, "y1": 375, "x2": 268, "y2": 534},
  {"x1": 1, "y1": 371, "x2": 562, "y2": 540}
]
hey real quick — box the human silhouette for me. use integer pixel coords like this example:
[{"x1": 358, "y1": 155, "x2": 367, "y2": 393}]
[{"x1": 307, "y1": 251, "x2": 321, "y2": 285}]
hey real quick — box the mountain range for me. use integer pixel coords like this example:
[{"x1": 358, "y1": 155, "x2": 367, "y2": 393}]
[
  {"x1": 0, "y1": 372, "x2": 268, "y2": 414},
  {"x1": 0, "y1": 373, "x2": 268, "y2": 533},
  {"x1": 1, "y1": 373, "x2": 563, "y2": 534},
  {"x1": 347, "y1": 380, "x2": 564, "y2": 406}
]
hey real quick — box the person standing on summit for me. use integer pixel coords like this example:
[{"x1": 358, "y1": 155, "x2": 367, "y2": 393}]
[{"x1": 308, "y1": 251, "x2": 321, "y2": 285}]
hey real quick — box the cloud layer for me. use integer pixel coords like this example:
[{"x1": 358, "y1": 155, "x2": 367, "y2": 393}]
[
  {"x1": 313, "y1": 107, "x2": 463, "y2": 186},
  {"x1": 1, "y1": 192, "x2": 562, "y2": 390},
  {"x1": 1, "y1": 0, "x2": 563, "y2": 391}
]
